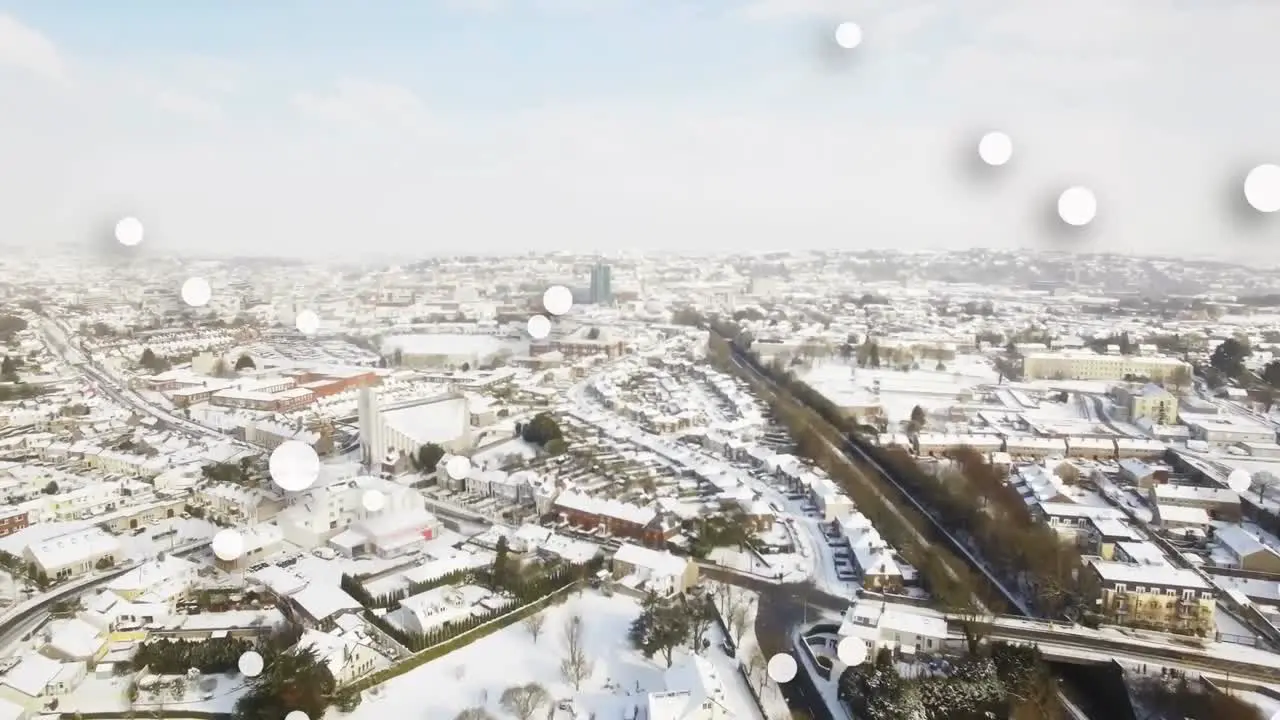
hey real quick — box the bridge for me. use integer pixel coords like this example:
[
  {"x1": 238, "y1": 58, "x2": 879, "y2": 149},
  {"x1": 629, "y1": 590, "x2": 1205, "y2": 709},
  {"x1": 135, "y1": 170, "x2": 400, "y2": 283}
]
[{"x1": 971, "y1": 614, "x2": 1280, "y2": 686}]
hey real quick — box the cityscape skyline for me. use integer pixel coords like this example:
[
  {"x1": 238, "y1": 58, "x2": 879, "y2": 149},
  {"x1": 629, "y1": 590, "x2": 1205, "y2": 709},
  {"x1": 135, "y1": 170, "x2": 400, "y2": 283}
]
[{"x1": 0, "y1": 1, "x2": 1278, "y2": 260}]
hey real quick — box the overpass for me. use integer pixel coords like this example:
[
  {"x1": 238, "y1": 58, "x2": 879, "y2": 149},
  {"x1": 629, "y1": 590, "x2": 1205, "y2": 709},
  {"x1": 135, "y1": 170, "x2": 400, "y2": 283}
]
[{"x1": 972, "y1": 616, "x2": 1280, "y2": 686}]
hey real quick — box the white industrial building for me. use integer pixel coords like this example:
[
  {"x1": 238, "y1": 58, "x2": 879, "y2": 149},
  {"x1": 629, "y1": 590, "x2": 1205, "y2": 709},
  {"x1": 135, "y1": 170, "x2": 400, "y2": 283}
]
[
  {"x1": 276, "y1": 475, "x2": 439, "y2": 554},
  {"x1": 357, "y1": 388, "x2": 473, "y2": 467},
  {"x1": 22, "y1": 527, "x2": 121, "y2": 581}
]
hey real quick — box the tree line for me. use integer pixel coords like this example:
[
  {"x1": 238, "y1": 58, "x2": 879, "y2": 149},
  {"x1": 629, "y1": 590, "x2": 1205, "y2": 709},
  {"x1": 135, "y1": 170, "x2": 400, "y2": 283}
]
[
  {"x1": 839, "y1": 642, "x2": 1064, "y2": 720},
  {"x1": 706, "y1": 327, "x2": 989, "y2": 620},
  {"x1": 720, "y1": 323, "x2": 1089, "y2": 621},
  {"x1": 879, "y1": 446, "x2": 1086, "y2": 620}
]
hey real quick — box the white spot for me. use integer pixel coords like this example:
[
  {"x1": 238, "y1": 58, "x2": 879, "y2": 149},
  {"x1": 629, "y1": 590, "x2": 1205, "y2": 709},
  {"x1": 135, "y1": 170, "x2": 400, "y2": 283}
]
[
  {"x1": 445, "y1": 455, "x2": 472, "y2": 480},
  {"x1": 1227, "y1": 469, "x2": 1254, "y2": 494},
  {"x1": 977, "y1": 131, "x2": 1013, "y2": 167},
  {"x1": 834, "y1": 22, "x2": 862, "y2": 50},
  {"x1": 181, "y1": 277, "x2": 212, "y2": 307},
  {"x1": 212, "y1": 529, "x2": 244, "y2": 562},
  {"x1": 269, "y1": 440, "x2": 321, "y2": 492},
  {"x1": 1244, "y1": 164, "x2": 1280, "y2": 213},
  {"x1": 237, "y1": 650, "x2": 264, "y2": 677},
  {"x1": 362, "y1": 489, "x2": 387, "y2": 513},
  {"x1": 542, "y1": 285, "x2": 573, "y2": 316},
  {"x1": 527, "y1": 314, "x2": 552, "y2": 340},
  {"x1": 836, "y1": 636, "x2": 868, "y2": 666},
  {"x1": 1057, "y1": 186, "x2": 1097, "y2": 227},
  {"x1": 295, "y1": 309, "x2": 320, "y2": 335},
  {"x1": 284, "y1": 712, "x2": 310, "y2": 720},
  {"x1": 114, "y1": 217, "x2": 144, "y2": 247},
  {"x1": 767, "y1": 652, "x2": 797, "y2": 683}
]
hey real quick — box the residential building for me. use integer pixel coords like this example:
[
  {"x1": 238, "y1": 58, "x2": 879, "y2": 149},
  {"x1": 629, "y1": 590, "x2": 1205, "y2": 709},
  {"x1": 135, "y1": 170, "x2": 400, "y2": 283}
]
[
  {"x1": 554, "y1": 491, "x2": 667, "y2": 545},
  {"x1": 1085, "y1": 558, "x2": 1216, "y2": 634},
  {"x1": 0, "y1": 656, "x2": 86, "y2": 710},
  {"x1": 1213, "y1": 525, "x2": 1280, "y2": 574},
  {"x1": 1022, "y1": 351, "x2": 1191, "y2": 384},
  {"x1": 646, "y1": 655, "x2": 730, "y2": 720},
  {"x1": 836, "y1": 597, "x2": 949, "y2": 655},
  {"x1": 1118, "y1": 384, "x2": 1179, "y2": 425},
  {"x1": 0, "y1": 509, "x2": 29, "y2": 538},
  {"x1": 611, "y1": 543, "x2": 698, "y2": 597},
  {"x1": 291, "y1": 629, "x2": 390, "y2": 686},
  {"x1": 1149, "y1": 484, "x2": 1240, "y2": 521}
]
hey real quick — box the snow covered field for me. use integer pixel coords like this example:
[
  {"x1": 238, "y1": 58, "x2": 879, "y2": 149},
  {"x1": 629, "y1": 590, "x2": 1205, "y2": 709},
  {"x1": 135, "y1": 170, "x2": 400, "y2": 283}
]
[
  {"x1": 802, "y1": 357, "x2": 1000, "y2": 425},
  {"x1": 342, "y1": 591, "x2": 764, "y2": 720}
]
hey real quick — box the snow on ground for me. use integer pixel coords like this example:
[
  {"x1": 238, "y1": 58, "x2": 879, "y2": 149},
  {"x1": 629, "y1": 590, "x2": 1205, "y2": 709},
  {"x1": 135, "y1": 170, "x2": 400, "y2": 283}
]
[
  {"x1": 794, "y1": 517, "x2": 863, "y2": 599},
  {"x1": 117, "y1": 517, "x2": 220, "y2": 559},
  {"x1": 342, "y1": 591, "x2": 764, "y2": 720},
  {"x1": 1237, "y1": 690, "x2": 1280, "y2": 720},
  {"x1": 708, "y1": 583, "x2": 791, "y2": 720},
  {"x1": 707, "y1": 547, "x2": 808, "y2": 583},
  {"x1": 802, "y1": 358, "x2": 999, "y2": 425},
  {"x1": 1214, "y1": 605, "x2": 1259, "y2": 644},
  {"x1": 62, "y1": 673, "x2": 246, "y2": 714}
]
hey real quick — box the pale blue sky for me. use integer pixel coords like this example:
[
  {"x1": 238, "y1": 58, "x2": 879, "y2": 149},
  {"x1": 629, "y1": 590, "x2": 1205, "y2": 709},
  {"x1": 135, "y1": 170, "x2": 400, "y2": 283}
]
[{"x1": 0, "y1": 1, "x2": 1277, "y2": 260}]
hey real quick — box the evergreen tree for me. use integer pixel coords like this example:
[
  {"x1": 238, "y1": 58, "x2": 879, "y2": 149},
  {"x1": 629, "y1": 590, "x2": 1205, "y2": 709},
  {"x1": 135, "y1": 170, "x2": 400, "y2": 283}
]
[
  {"x1": 233, "y1": 646, "x2": 335, "y2": 720},
  {"x1": 628, "y1": 592, "x2": 689, "y2": 667}
]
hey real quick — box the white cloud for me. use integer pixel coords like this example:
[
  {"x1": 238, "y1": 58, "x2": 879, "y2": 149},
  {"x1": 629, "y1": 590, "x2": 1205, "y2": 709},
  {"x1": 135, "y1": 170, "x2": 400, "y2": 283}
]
[
  {"x1": 1, "y1": 2, "x2": 1279, "y2": 261},
  {"x1": 153, "y1": 92, "x2": 224, "y2": 123}
]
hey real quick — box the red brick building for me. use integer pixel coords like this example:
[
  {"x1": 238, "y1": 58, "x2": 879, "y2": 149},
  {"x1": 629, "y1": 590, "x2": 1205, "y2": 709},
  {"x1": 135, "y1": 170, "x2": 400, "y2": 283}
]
[
  {"x1": 0, "y1": 509, "x2": 29, "y2": 537},
  {"x1": 554, "y1": 490, "x2": 666, "y2": 546}
]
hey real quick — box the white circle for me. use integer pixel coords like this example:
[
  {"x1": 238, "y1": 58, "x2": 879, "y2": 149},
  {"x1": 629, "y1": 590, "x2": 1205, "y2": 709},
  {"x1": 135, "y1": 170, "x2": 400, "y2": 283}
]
[
  {"x1": 542, "y1": 286, "x2": 573, "y2": 316},
  {"x1": 978, "y1": 131, "x2": 1013, "y2": 167},
  {"x1": 1244, "y1": 164, "x2": 1280, "y2": 213},
  {"x1": 445, "y1": 455, "x2": 472, "y2": 480},
  {"x1": 362, "y1": 489, "x2": 386, "y2": 513},
  {"x1": 269, "y1": 440, "x2": 321, "y2": 492},
  {"x1": 181, "y1": 277, "x2": 212, "y2": 307},
  {"x1": 834, "y1": 22, "x2": 863, "y2": 50},
  {"x1": 114, "y1": 217, "x2": 144, "y2": 247},
  {"x1": 527, "y1": 314, "x2": 552, "y2": 340},
  {"x1": 284, "y1": 712, "x2": 309, "y2": 720},
  {"x1": 237, "y1": 650, "x2": 264, "y2": 677},
  {"x1": 1057, "y1": 186, "x2": 1098, "y2": 227},
  {"x1": 836, "y1": 636, "x2": 868, "y2": 666},
  {"x1": 212, "y1": 529, "x2": 244, "y2": 562},
  {"x1": 295, "y1": 310, "x2": 320, "y2": 335},
  {"x1": 767, "y1": 652, "x2": 797, "y2": 683},
  {"x1": 1227, "y1": 469, "x2": 1253, "y2": 493}
]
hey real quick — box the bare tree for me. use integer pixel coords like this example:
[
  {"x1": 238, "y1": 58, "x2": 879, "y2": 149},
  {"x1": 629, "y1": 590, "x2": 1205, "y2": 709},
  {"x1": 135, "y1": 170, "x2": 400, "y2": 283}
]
[
  {"x1": 560, "y1": 613, "x2": 594, "y2": 690},
  {"x1": 523, "y1": 613, "x2": 546, "y2": 643},
  {"x1": 453, "y1": 708, "x2": 494, "y2": 720},
  {"x1": 1053, "y1": 463, "x2": 1081, "y2": 486},
  {"x1": 746, "y1": 651, "x2": 768, "y2": 693},
  {"x1": 685, "y1": 589, "x2": 716, "y2": 652},
  {"x1": 728, "y1": 601, "x2": 750, "y2": 646},
  {"x1": 500, "y1": 683, "x2": 550, "y2": 720}
]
